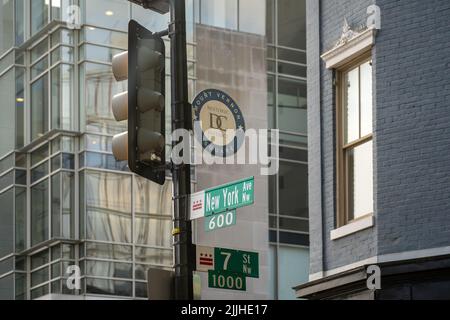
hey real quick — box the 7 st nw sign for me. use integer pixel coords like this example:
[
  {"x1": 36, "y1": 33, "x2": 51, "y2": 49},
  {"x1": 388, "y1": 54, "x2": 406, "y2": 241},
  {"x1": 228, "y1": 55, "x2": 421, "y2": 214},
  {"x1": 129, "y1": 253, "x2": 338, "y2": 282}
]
[{"x1": 190, "y1": 177, "x2": 254, "y2": 220}]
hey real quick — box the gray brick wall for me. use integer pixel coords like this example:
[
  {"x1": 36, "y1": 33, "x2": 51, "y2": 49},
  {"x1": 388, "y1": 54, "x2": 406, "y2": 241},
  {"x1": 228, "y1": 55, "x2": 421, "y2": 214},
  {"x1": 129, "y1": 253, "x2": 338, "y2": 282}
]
[
  {"x1": 319, "y1": 0, "x2": 377, "y2": 273},
  {"x1": 308, "y1": 0, "x2": 450, "y2": 276},
  {"x1": 376, "y1": 0, "x2": 450, "y2": 254}
]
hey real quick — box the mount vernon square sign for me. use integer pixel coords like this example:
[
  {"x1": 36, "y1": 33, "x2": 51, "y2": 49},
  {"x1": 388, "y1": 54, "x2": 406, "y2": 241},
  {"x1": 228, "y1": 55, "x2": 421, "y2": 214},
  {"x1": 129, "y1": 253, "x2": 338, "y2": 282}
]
[{"x1": 193, "y1": 89, "x2": 246, "y2": 157}]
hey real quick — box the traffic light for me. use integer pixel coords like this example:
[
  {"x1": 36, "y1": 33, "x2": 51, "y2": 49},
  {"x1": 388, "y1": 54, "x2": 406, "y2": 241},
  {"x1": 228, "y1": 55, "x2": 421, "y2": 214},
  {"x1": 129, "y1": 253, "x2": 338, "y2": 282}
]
[{"x1": 111, "y1": 20, "x2": 166, "y2": 185}]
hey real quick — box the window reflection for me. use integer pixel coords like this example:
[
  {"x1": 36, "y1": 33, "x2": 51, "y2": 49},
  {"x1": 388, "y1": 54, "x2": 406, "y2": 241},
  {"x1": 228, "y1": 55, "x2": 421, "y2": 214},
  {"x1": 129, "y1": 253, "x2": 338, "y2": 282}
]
[
  {"x1": 81, "y1": 62, "x2": 127, "y2": 135},
  {"x1": 200, "y1": 0, "x2": 238, "y2": 30},
  {"x1": 278, "y1": 77, "x2": 307, "y2": 134},
  {"x1": 31, "y1": 75, "x2": 49, "y2": 140},
  {"x1": 31, "y1": 180, "x2": 49, "y2": 246},
  {"x1": 31, "y1": 0, "x2": 49, "y2": 35},
  {"x1": 82, "y1": 0, "x2": 129, "y2": 31},
  {"x1": 85, "y1": 171, "x2": 132, "y2": 243}
]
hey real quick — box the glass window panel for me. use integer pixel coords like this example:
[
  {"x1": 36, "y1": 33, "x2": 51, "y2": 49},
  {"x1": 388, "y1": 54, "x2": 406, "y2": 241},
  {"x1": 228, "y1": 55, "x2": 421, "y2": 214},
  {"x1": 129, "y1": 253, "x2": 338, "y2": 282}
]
[
  {"x1": 279, "y1": 146, "x2": 308, "y2": 162},
  {"x1": 279, "y1": 133, "x2": 308, "y2": 149},
  {"x1": 15, "y1": 0, "x2": 25, "y2": 46},
  {"x1": 62, "y1": 153, "x2": 75, "y2": 169},
  {"x1": 131, "y1": 4, "x2": 169, "y2": 35},
  {"x1": 62, "y1": 244, "x2": 74, "y2": 260},
  {"x1": 16, "y1": 68, "x2": 26, "y2": 149},
  {"x1": 15, "y1": 153, "x2": 27, "y2": 168},
  {"x1": 85, "y1": 242, "x2": 132, "y2": 261},
  {"x1": 0, "y1": 189, "x2": 13, "y2": 257},
  {"x1": 86, "y1": 278, "x2": 132, "y2": 297},
  {"x1": 31, "y1": 57, "x2": 48, "y2": 79},
  {"x1": 51, "y1": 28, "x2": 74, "y2": 46},
  {"x1": 32, "y1": 144, "x2": 49, "y2": 166},
  {"x1": 278, "y1": 78, "x2": 307, "y2": 134},
  {"x1": 15, "y1": 169, "x2": 27, "y2": 185},
  {"x1": 31, "y1": 285, "x2": 49, "y2": 299},
  {"x1": 239, "y1": 0, "x2": 265, "y2": 35},
  {"x1": 134, "y1": 177, "x2": 172, "y2": 216},
  {"x1": 31, "y1": 39, "x2": 49, "y2": 63},
  {"x1": 51, "y1": 244, "x2": 61, "y2": 261},
  {"x1": 84, "y1": 134, "x2": 113, "y2": 152},
  {"x1": 31, "y1": 75, "x2": 49, "y2": 140},
  {"x1": 0, "y1": 69, "x2": 14, "y2": 157},
  {"x1": 279, "y1": 161, "x2": 308, "y2": 218},
  {"x1": 31, "y1": 180, "x2": 49, "y2": 246},
  {"x1": 277, "y1": 0, "x2": 306, "y2": 50},
  {"x1": 344, "y1": 67, "x2": 360, "y2": 144},
  {"x1": 80, "y1": 26, "x2": 127, "y2": 48},
  {"x1": 135, "y1": 217, "x2": 171, "y2": 247},
  {"x1": 31, "y1": 266, "x2": 49, "y2": 287},
  {"x1": 85, "y1": 260, "x2": 132, "y2": 279},
  {"x1": 200, "y1": 0, "x2": 238, "y2": 30},
  {"x1": 85, "y1": 171, "x2": 132, "y2": 243},
  {"x1": 51, "y1": 0, "x2": 74, "y2": 22},
  {"x1": 31, "y1": 250, "x2": 49, "y2": 270},
  {"x1": 15, "y1": 256, "x2": 26, "y2": 271},
  {"x1": 82, "y1": 0, "x2": 129, "y2": 31},
  {"x1": 268, "y1": 174, "x2": 277, "y2": 214},
  {"x1": 15, "y1": 187, "x2": 27, "y2": 253},
  {"x1": 51, "y1": 173, "x2": 61, "y2": 238},
  {"x1": 51, "y1": 154, "x2": 61, "y2": 172},
  {"x1": 0, "y1": 171, "x2": 13, "y2": 191},
  {"x1": 268, "y1": 75, "x2": 275, "y2": 129},
  {"x1": 135, "y1": 282, "x2": 148, "y2": 298},
  {"x1": 51, "y1": 262, "x2": 61, "y2": 279},
  {"x1": 279, "y1": 217, "x2": 309, "y2": 233},
  {"x1": 81, "y1": 62, "x2": 127, "y2": 135},
  {"x1": 31, "y1": 161, "x2": 48, "y2": 184},
  {"x1": 0, "y1": 257, "x2": 13, "y2": 275},
  {"x1": 51, "y1": 280, "x2": 61, "y2": 293},
  {"x1": 0, "y1": 0, "x2": 14, "y2": 55},
  {"x1": 31, "y1": 0, "x2": 49, "y2": 35},
  {"x1": 79, "y1": 44, "x2": 122, "y2": 64},
  {"x1": 15, "y1": 272, "x2": 26, "y2": 300},
  {"x1": 0, "y1": 275, "x2": 14, "y2": 300},
  {"x1": 360, "y1": 61, "x2": 373, "y2": 137},
  {"x1": 135, "y1": 247, "x2": 172, "y2": 266},
  {"x1": 84, "y1": 152, "x2": 128, "y2": 172},
  {"x1": 278, "y1": 48, "x2": 306, "y2": 65},
  {"x1": 61, "y1": 136, "x2": 75, "y2": 153},
  {"x1": 51, "y1": 64, "x2": 74, "y2": 130},
  {"x1": 51, "y1": 46, "x2": 74, "y2": 64},
  {"x1": 347, "y1": 141, "x2": 374, "y2": 220},
  {"x1": 79, "y1": 172, "x2": 85, "y2": 239},
  {"x1": 278, "y1": 61, "x2": 306, "y2": 78},
  {"x1": 0, "y1": 154, "x2": 14, "y2": 175},
  {"x1": 62, "y1": 172, "x2": 75, "y2": 238}
]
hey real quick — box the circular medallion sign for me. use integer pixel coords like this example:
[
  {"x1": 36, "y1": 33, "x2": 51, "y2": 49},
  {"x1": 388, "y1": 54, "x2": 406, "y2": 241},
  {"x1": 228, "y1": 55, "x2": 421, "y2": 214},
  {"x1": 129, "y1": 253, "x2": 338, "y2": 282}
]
[{"x1": 193, "y1": 89, "x2": 246, "y2": 157}]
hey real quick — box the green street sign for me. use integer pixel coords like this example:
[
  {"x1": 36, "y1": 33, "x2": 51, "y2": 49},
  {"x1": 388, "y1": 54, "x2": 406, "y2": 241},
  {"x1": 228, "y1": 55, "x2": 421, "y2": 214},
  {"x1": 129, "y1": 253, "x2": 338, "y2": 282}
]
[
  {"x1": 214, "y1": 247, "x2": 259, "y2": 278},
  {"x1": 204, "y1": 177, "x2": 254, "y2": 217},
  {"x1": 208, "y1": 270, "x2": 246, "y2": 291},
  {"x1": 205, "y1": 210, "x2": 236, "y2": 232}
]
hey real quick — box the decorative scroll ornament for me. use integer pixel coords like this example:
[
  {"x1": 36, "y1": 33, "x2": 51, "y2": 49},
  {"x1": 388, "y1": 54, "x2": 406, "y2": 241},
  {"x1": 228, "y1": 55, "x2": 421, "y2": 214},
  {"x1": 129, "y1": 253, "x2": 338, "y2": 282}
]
[{"x1": 334, "y1": 19, "x2": 368, "y2": 48}]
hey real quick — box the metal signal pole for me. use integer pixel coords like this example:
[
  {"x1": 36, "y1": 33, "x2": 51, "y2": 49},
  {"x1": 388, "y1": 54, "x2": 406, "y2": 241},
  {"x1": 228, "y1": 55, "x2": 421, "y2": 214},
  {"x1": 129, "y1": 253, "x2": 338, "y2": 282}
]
[{"x1": 169, "y1": 0, "x2": 194, "y2": 300}]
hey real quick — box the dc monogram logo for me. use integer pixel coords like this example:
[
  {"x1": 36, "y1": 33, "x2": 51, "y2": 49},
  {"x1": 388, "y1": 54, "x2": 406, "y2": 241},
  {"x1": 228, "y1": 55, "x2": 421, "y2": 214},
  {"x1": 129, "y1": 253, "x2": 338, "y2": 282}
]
[{"x1": 193, "y1": 89, "x2": 246, "y2": 158}]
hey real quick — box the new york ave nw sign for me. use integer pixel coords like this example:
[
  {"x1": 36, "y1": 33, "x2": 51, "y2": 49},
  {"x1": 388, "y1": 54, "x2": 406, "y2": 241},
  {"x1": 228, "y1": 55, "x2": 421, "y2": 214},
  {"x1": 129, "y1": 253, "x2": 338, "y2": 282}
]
[{"x1": 190, "y1": 177, "x2": 254, "y2": 220}]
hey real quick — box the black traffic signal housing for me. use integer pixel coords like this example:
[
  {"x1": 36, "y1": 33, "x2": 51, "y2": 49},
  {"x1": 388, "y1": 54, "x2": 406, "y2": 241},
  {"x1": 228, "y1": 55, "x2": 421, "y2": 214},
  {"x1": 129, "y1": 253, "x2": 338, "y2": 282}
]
[{"x1": 111, "y1": 20, "x2": 166, "y2": 185}]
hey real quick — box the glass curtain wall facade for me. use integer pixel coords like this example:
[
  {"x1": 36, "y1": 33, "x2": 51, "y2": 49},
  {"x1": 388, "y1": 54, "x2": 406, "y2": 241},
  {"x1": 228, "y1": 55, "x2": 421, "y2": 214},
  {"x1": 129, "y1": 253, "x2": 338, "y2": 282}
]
[{"x1": 0, "y1": 0, "x2": 308, "y2": 300}]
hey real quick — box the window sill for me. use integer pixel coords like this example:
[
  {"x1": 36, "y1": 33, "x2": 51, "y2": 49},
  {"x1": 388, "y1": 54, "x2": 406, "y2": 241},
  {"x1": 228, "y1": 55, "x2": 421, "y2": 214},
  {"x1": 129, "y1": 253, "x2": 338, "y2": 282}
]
[{"x1": 330, "y1": 215, "x2": 374, "y2": 241}]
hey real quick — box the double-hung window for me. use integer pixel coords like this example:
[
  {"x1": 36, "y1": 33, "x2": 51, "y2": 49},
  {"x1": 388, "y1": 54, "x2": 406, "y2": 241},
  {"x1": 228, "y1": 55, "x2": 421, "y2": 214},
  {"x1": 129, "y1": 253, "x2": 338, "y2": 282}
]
[{"x1": 337, "y1": 54, "x2": 374, "y2": 226}]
